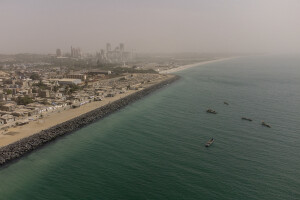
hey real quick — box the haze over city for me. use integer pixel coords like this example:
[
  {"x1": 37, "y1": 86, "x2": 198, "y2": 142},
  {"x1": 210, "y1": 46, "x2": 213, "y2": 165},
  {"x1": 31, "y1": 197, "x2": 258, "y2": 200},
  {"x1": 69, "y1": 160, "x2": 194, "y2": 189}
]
[
  {"x1": 0, "y1": 1, "x2": 300, "y2": 200},
  {"x1": 1, "y1": 0, "x2": 300, "y2": 54}
]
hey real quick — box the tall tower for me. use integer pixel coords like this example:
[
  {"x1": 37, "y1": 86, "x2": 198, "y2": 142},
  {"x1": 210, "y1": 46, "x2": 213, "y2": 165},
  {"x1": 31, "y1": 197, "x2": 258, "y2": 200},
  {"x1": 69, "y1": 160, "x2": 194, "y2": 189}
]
[
  {"x1": 71, "y1": 46, "x2": 74, "y2": 57},
  {"x1": 120, "y1": 43, "x2": 124, "y2": 52},
  {"x1": 106, "y1": 43, "x2": 111, "y2": 52},
  {"x1": 56, "y1": 49, "x2": 62, "y2": 57}
]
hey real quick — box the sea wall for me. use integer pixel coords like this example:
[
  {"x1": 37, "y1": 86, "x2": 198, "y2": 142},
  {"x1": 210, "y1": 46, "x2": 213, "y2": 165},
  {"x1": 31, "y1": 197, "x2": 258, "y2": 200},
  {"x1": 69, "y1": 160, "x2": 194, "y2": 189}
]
[{"x1": 0, "y1": 75, "x2": 179, "y2": 166}]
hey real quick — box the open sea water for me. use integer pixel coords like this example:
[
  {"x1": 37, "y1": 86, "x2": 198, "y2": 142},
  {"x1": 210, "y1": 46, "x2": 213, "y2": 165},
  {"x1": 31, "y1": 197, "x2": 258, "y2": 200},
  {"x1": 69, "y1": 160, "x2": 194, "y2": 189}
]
[{"x1": 0, "y1": 55, "x2": 299, "y2": 200}]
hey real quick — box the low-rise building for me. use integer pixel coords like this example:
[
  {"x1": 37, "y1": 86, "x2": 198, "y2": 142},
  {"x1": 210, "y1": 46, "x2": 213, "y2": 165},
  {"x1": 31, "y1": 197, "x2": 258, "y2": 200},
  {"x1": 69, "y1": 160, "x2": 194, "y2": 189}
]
[
  {"x1": 0, "y1": 118, "x2": 5, "y2": 126},
  {"x1": 50, "y1": 78, "x2": 82, "y2": 85},
  {"x1": 1, "y1": 103, "x2": 16, "y2": 112},
  {"x1": 65, "y1": 74, "x2": 87, "y2": 81},
  {"x1": 0, "y1": 114, "x2": 15, "y2": 124},
  {"x1": 39, "y1": 90, "x2": 50, "y2": 98}
]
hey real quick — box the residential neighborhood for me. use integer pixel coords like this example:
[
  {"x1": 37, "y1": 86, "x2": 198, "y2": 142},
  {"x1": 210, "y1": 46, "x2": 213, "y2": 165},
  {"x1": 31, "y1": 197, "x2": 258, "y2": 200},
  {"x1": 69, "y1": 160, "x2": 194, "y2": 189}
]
[{"x1": 0, "y1": 65, "x2": 166, "y2": 133}]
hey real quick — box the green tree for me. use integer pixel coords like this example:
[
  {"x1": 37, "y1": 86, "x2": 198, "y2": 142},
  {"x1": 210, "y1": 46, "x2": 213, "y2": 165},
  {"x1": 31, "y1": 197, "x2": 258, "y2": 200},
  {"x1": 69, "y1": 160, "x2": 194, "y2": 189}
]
[
  {"x1": 30, "y1": 73, "x2": 40, "y2": 80},
  {"x1": 69, "y1": 84, "x2": 80, "y2": 94},
  {"x1": 53, "y1": 86, "x2": 59, "y2": 92},
  {"x1": 33, "y1": 80, "x2": 48, "y2": 90},
  {"x1": 16, "y1": 96, "x2": 33, "y2": 105},
  {"x1": 5, "y1": 89, "x2": 12, "y2": 95}
]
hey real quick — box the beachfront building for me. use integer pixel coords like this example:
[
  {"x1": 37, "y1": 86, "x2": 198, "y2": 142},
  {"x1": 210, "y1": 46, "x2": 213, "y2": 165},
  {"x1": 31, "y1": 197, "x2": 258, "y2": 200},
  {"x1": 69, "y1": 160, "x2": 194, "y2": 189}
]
[
  {"x1": 1, "y1": 103, "x2": 17, "y2": 112},
  {"x1": 64, "y1": 74, "x2": 87, "y2": 81},
  {"x1": 49, "y1": 78, "x2": 82, "y2": 85},
  {"x1": 0, "y1": 114, "x2": 15, "y2": 124}
]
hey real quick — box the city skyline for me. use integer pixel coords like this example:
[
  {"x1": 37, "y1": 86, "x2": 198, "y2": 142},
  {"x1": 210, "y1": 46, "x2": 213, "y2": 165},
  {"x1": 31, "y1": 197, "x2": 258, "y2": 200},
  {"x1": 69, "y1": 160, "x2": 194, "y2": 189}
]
[
  {"x1": 1, "y1": 0, "x2": 300, "y2": 54},
  {"x1": 0, "y1": 1, "x2": 299, "y2": 199}
]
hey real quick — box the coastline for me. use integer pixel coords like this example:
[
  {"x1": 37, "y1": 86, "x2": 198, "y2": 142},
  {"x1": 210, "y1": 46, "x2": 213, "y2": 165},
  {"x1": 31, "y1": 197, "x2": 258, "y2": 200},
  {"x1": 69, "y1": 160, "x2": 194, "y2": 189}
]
[
  {"x1": 0, "y1": 90, "x2": 137, "y2": 147},
  {"x1": 159, "y1": 57, "x2": 237, "y2": 74},
  {"x1": 0, "y1": 75, "x2": 179, "y2": 166}
]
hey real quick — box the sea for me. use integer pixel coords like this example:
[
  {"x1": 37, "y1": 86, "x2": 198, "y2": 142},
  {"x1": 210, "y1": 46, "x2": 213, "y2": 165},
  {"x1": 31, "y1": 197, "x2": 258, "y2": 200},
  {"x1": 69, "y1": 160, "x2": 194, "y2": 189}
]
[{"x1": 0, "y1": 55, "x2": 299, "y2": 200}]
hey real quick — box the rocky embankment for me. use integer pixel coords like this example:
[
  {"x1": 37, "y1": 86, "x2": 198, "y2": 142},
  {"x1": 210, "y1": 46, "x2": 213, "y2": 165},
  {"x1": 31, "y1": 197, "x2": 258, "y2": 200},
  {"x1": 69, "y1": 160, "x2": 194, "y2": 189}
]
[{"x1": 0, "y1": 75, "x2": 179, "y2": 166}]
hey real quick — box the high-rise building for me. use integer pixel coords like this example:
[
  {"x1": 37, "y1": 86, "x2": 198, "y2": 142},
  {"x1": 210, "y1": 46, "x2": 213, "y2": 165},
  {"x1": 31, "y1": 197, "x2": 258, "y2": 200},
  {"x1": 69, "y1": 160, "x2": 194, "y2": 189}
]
[
  {"x1": 71, "y1": 46, "x2": 74, "y2": 57},
  {"x1": 100, "y1": 43, "x2": 131, "y2": 63},
  {"x1": 71, "y1": 46, "x2": 81, "y2": 58},
  {"x1": 56, "y1": 49, "x2": 62, "y2": 57},
  {"x1": 120, "y1": 43, "x2": 124, "y2": 52},
  {"x1": 106, "y1": 43, "x2": 111, "y2": 52}
]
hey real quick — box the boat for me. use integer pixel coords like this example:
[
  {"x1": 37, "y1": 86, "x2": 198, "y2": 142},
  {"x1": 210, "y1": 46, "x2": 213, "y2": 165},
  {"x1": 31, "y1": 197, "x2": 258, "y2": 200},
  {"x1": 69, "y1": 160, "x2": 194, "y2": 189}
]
[
  {"x1": 206, "y1": 109, "x2": 217, "y2": 114},
  {"x1": 224, "y1": 102, "x2": 229, "y2": 105},
  {"x1": 241, "y1": 117, "x2": 252, "y2": 121},
  {"x1": 205, "y1": 138, "x2": 214, "y2": 147},
  {"x1": 261, "y1": 121, "x2": 271, "y2": 128}
]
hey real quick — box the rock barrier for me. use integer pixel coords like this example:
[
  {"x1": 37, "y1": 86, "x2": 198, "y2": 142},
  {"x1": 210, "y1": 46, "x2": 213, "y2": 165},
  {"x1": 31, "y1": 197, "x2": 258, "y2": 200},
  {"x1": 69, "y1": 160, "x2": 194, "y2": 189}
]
[{"x1": 0, "y1": 76, "x2": 179, "y2": 166}]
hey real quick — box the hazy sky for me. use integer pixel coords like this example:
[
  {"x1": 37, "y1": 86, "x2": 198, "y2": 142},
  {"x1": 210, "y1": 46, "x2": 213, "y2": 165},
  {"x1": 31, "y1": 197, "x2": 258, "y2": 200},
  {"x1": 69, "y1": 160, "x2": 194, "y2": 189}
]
[{"x1": 1, "y1": 0, "x2": 300, "y2": 54}]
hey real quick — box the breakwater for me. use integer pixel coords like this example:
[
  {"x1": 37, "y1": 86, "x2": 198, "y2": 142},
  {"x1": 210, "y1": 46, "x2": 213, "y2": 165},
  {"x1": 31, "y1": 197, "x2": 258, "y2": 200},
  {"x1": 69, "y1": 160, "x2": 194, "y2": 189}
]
[{"x1": 0, "y1": 75, "x2": 179, "y2": 166}]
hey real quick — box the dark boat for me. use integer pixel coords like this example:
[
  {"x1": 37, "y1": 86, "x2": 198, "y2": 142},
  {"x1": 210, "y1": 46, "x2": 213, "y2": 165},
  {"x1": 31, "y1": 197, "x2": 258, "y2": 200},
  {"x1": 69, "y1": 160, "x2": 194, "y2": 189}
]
[
  {"x1": 224, "y1": 102, "x2": 229, "y2": 105},
  {"x1": 241, "y1": 117, "x2": 252, "y2": 121},
  {"x1": 205, "y1": 138, "x2": 214, "y2": 147},
  {"x1": 206, "y1": 109, "x2": 217, "y2": 114},
  {"x1": 261, "y1": 121, "x2": 271, "y2": 128}
]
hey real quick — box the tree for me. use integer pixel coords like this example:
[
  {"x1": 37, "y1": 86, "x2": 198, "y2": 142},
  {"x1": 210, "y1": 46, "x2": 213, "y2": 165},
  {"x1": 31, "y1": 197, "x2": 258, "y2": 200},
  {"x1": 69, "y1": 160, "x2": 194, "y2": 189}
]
[
  {"x1": 16, "y1": 96, "x2": 33, "y2": 105},
  {"x1": 53, "y1": 86, "x2": 59, "y2": 92},
  {"x1": 5, "y1": 89, "x2": 12, "y2": 95},
  {"x1": 33, "y1": 80, "x2": 48, "y2": 90},
  {"x1": 69, "y1": 84, "x2": 80, "y2": 94},
  {"x1": 30, "y1": 73, "x2": 40, "y2": 80}
]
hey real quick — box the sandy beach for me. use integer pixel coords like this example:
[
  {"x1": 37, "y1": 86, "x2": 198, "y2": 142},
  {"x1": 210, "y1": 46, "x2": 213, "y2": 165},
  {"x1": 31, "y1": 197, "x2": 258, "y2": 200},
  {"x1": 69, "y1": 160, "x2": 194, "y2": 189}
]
[
  {"x1": 0, "y1": 75, "x2": 173, "y2": 147},
  {"x1": 159, "y1": 57, "x2": 237, "y2": 74}
]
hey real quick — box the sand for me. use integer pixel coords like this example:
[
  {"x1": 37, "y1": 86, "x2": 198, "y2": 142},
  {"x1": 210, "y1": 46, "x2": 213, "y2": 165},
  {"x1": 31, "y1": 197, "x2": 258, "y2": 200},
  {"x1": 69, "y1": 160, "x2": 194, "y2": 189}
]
[{"x1": 159, "y1": 57, "x2": 237, "y2": 74}]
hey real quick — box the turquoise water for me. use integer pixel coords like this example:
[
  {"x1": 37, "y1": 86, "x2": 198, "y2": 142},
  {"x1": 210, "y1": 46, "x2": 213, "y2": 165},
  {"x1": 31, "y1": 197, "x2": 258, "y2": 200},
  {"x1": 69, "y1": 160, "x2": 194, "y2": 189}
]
[{"x1": 0, "y1": 56, "x2": 300, "y2": 199}]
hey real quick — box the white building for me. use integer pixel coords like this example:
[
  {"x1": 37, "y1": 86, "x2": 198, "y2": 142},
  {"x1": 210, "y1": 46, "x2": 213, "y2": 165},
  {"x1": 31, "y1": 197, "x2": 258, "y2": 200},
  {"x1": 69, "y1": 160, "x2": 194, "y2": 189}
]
[{"x1": 49, "y1": 78, "x2": 82, "y2": 85}]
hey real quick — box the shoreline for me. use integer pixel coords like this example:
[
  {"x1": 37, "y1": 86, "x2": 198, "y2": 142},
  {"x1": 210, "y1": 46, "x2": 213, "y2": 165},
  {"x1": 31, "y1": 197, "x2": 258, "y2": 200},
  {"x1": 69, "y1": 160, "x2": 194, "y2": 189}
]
[
  {"x1": 0, "y1": 75, "x2": 180, "y2": 166},
  {"x1": 159, "y1": 57, "x2": 237, "y2": 74},
  {"x1": 0, "y1": 90, "x2": 137, "y2": 147},
  {"x1": 0, "y1": 75, "x2": 172, "y2": 147}
]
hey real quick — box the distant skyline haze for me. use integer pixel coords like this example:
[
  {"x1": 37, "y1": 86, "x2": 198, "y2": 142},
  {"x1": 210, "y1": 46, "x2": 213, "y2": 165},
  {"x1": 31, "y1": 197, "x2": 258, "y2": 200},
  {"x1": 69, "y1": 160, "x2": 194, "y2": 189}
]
[{"x1": 0, "y1": 0, "x2": 300, "y2": 54}]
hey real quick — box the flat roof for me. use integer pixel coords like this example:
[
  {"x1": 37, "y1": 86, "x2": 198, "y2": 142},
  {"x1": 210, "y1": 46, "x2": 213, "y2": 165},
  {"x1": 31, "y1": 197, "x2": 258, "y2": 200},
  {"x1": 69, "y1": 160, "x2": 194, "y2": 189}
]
[{"x1": 49, "y1": 78, "x2": 81, "y2": 82}]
